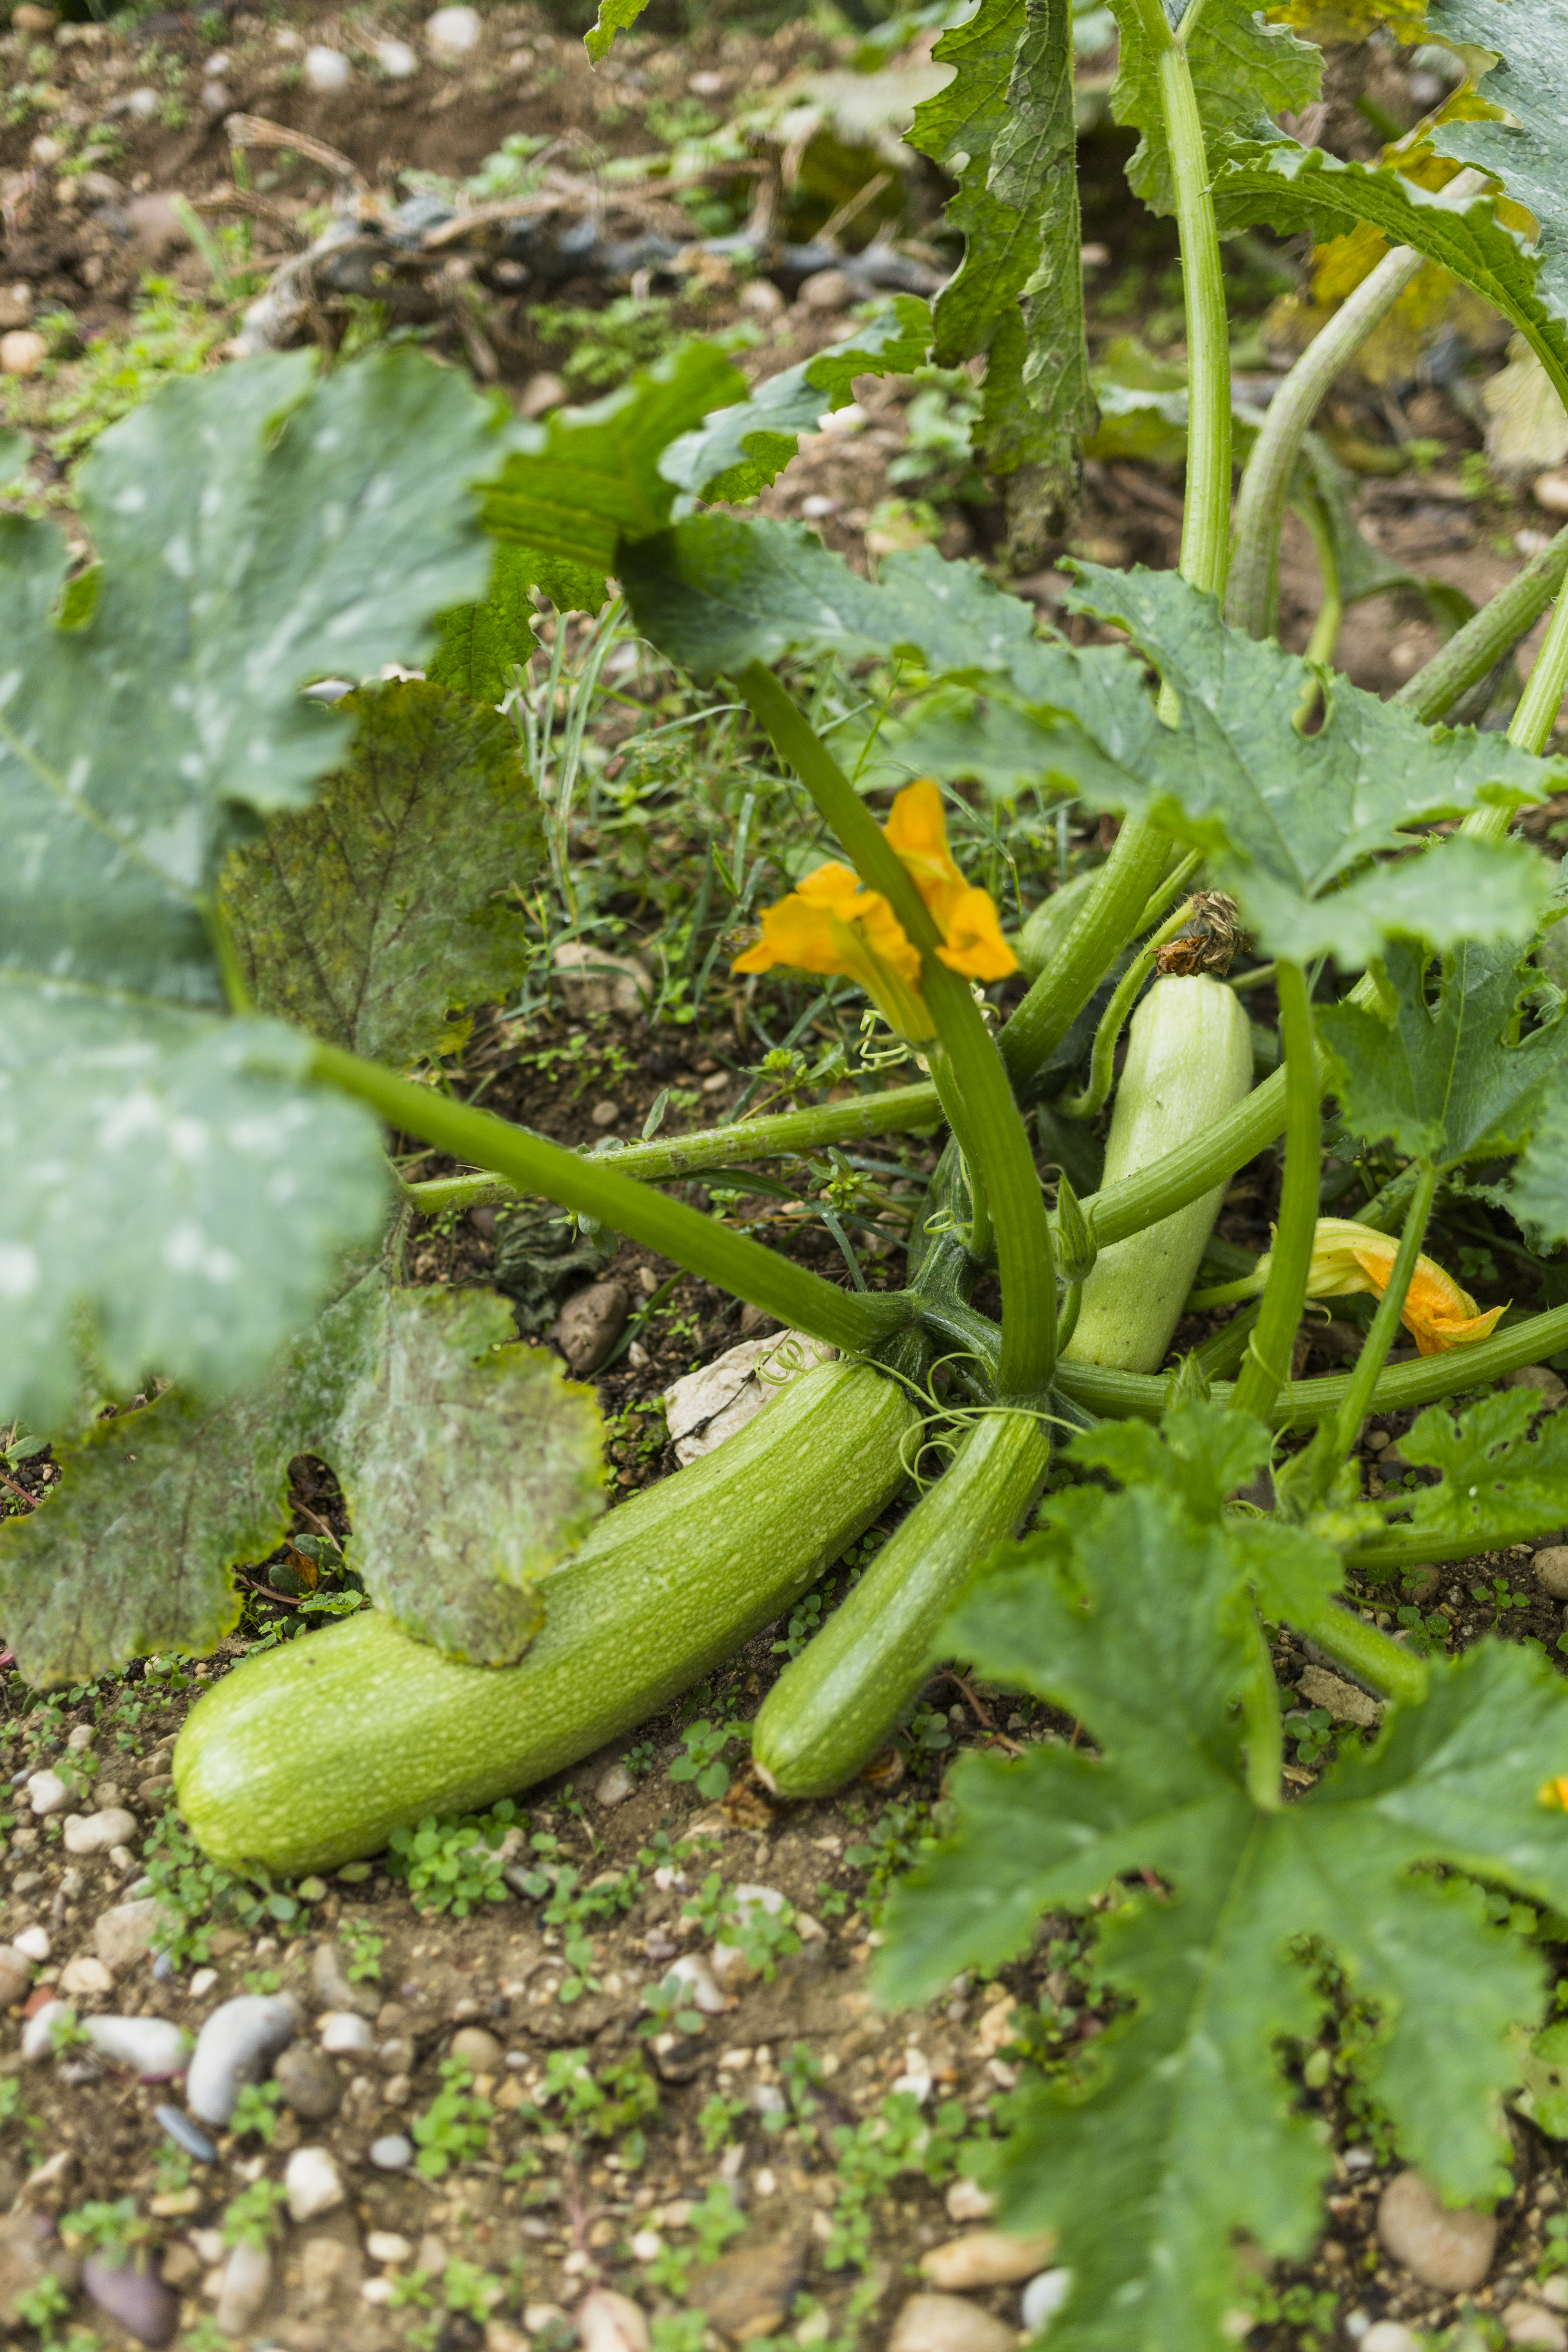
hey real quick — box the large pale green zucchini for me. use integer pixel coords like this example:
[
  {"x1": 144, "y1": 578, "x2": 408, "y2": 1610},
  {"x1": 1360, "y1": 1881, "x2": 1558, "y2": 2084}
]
[
  {"x1": 176, "y1": 1360, "x2": 914, "y2": 1875},
  {"x1": 1063, "y1": 973, "x2": 1253, "y2": 1374},
  {"x1": 752, "y1": 1407, "x2": 1051, "y2": 1799}
]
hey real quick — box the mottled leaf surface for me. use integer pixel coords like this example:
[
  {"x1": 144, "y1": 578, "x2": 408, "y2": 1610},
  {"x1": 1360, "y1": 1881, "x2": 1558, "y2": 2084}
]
[
  {"x1": 1109, "y1": 0, "x2": 1318, "y2": 218},
  {"x1": 906, "y1": 0, "x2": 1096, "y2": 502},
  {"x1": 877, "y1": 1462, "x2": 1568, "y2": 2350},
  {"x1": 1212, "y1": 140, "x2": 1568, "y2": 409},
  {"x1": 430, "y1": 543, "x2": 539, "y2": 705},
  {"x1": 221, "y1": 681, "x2": 542, "y2": 1069},
  {"x1": 1319, "y1": 939, "x2": 1567, "y2": 1169},
  {"x1": 0, "y1": 1265, "x2": 605, "y2": 1683},
  {"x1": 659, "y1": 299, "x2": 932, "y2": 503},
  {"x1": 1430, "y1": 0, "x2": 1568, "y2": 368},
  {"x1": 0, "y1": 350, "x2": 498, "y2": 1427}
]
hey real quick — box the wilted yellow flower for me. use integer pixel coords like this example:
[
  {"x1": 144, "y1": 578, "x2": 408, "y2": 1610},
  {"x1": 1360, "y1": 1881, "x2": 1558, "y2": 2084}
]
[
  {"x1": 1249, "y1": 1216, "x2": 1506, "y2": 1358},
  {"x1": 732, "y1": 782, "x2": 1017, "y2": 1033}
]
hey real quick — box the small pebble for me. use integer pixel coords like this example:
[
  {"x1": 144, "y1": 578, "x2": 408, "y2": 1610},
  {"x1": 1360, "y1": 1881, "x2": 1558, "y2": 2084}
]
[
  {"x1": 188, "y1": 1968, "x2": 218, "y2": 2000},
  {"x1": 215, "y1": 2239, "x2": 272, "y2": 2335},
  {"x1": 320, "y1": 2010, "x2": 374, "y2": 2056},
  {"x1": 122, "y1": 87, "x2": 159, "y2": 118},
  {"x1": 26, "y1": 1770, "x2": 69, "y2": 1817},
  {"x1": 945, "y1": 2179, "x2": 995, "y2": 2224},
  {"x1": 85, "y1": 2016, "x2": 189, "y2": 2078},
  {"x1": 800, "y1": 268, "x2": 853, "y2": 314},
  {"x1": 1376, "y1": 2169, "x2": 1496, "y2": 2292},
  {"x1": 1537, "y1": 1545, "x2": 1568, "y2": 1601},
  {"x1": 22, "y1": 2000, "x2": 71, "y2": 2060},
  {"x1": 375, "y1": 36, "x2": 418, "y2": 73},
  {"x1": 0, "y1": 329, "x2": 47, "y2": 380},
  {"x1": 577, "y1": 2289, "x2": 651, "y2": 2352},
  {"x1": 369, "y1": 2133, "x2": 414, "y2": 2171},
  {"x1": 59, "y1": 1954, "x2": 114, "y2": 1998},
  {"x1": 63, "y1": 1807, "x2": 137, "y2": 1856},
  {"x1": 95, "y1": 1898, "x2": 163, "y2": 1978},
  {"x1": 590, "y1": 1098, "x2": 620, "y2": 1128},
  {"x1": 285, "y1": 2144, "x2": 346, "y2": 2223},
  {"x1": 82, "y1": 2253, "x2": 178, "y2": 2347},
  {"x1": 154, "y1": 2106, "x2": 216, "y2": 2164},
  {"x1": 366, "y1": 2231, "x2": 413, "y2": 2265},
  {"x1": 450, "y1": 2025, "x2": 504, "y2": 2073},
  {"x1": 310, "y1": 1942, "x2": 377, "y2": 2019},
  {"x1": 922, "y1": 2232, "x2": 1058, "y2": 2291},
  {"x1": 274, "y1": 2043, "x2": 344, "y2": 2123},
  {"x1": 1503, "y1": 2305, "x2": 1568, "y2": 2351},
  {"x1": 663, "y1": 1953, "x2": 728, "y2": 2016},
  {"x1": 12, "y1": 1926, "x2": 51, "y2": 1962},
  {"x1": 1020, "y1": 2270, "x2": 1072, "y2": 2332},
  {"x1": 595, "y1": 1763, "x2": 636, "y2": 1809},
  {"x1": 426, "y1": 2, "x2": 481, "y2": 51},
  {"x1": 303, "y1": 43, "x2": 350, "y2": 89},
  {"x1": 887, "y1": 2293, "x2": 1018, "y2": 2352},
  {"x1": 1362, "y1": 2326, "x2": 1422, "y2": 2352},
  {"x1": 0, "y1": 1945, "x2": 33, "y2": 2007}
]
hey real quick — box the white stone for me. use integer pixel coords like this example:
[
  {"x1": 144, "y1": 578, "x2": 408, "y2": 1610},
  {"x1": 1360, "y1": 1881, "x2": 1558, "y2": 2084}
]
[
  {"x1": 58, "y1": 1953, "x2": 114, "y2": 1997},
  {"x1": 285, "y1": 2145, "x2": 346, "y2": 2224},
  {"x1": 303, "y1": 44, "x2": 350, "y2": 89},
  {"x1": 1537, "y1": 1546, "x2": 1568, "y2": 1600},
  {"x1": 215, "y1": 2240, "x2": 272, "y2": 2336},
  {"x1": 887, "y1": 2294, "x2": 1018, "y2": 2352},
  {"x1": 188, "y1": 1995, "x2": 296, "y2": 2127},
  {"x1": 94, "y1": 1898, "x2": 163, "y2": 1978},
  {"x1": 1504, "y1": 2305, "x2": 1568, "y2": 2351},
  {"x1": 575, "y1": 2290, "x2": 650, "y2": 2352},
  {"x1": 1376, "y1": 2169, "x2": 1496, "y2": 2292},
  {"x1": 660, "y1": 1953, "x2": 729, "y2": 2016},
  {"x1": 320, "y1": 2011, "x2": 374, "y2": 2056},
  {"x1": 189, "y1": 1968, "x2": 218, "y2": 2000},
  {"x1": 922, "y1": 2232, "x2": 1058, "y2": 2291},
  {"x1": 26, "y1": 1770, "x2": 69, "y2": 1816},
  {"x1": 83, "y1": 2014, "x2": 189, "y2": 2078},
  {"x1": 375, "y1": 37, "x2": 419, "y2": 74},
  {"x1": 1361, "y1": 2326, "x2": 1422, "y2": 2352},
  {"x1": 425, "y1": 4, "x2": 481, "y2": 52},
  {"x1": 22, "y1": 2000, "x2": 72, "y2": 2059},
  {"x1": 945, "y1": 2179, "x2": 995, "y2": 2224},
  {"x1": 63, "y1": 1807, "x2": 137, "y2": 1856},
  {"x1": 1020, "y1": 2271, "x2": 1072, "y2": 2334},
  {"x1": 664, "y1": 1334, "x2": 837, "y2": 1468},
  {"x1": 13, "y1": 1927, "x2": 51, "y2": 1962},
  {"x1": 550, "y1": 940, "x2": 650, "y2": 1020},
  {"x1": 595, "y1": 1764, "x2": 636, "y2": 1809},
  {"x1": 366, "y1": 2232, "x2": 413, "y2": 2265}
]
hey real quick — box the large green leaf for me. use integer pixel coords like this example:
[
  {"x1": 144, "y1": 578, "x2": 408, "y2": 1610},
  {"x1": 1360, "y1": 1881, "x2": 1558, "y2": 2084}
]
[
  {"x1": 1211, "y1": 140, "x2": 1568, "y2": 410},
  {"x1": 0, "y1": 1263, "x2": 606, "y2": 1684},
  {"x1": 478, "y1": 344, "x2": 746, "y2": 601},
  {"x1": 1318, "y1": 939, "x2": 1567, "y2": 1169},
  {"x1": 429, "y1": 543, "x2": 539, "y2": 706},
  {"x1": 1108, "y1": 0, "x2": 1318, "y2": 220},
  {"x1": 220, "y1": 681, "x2": 542, "y2": 1069},
  {"x1": 584, "y1": 0, "x2": 648, "y2": 61},
  {"x1": 877, "y1": 1480, "x2": 1568, "y2": 2350},
  {"x1": 0, "y1": 350, "x2": 498, "y2": 1428},
  {"x1": 1056, "y1": 564, "x2": 1556, "y2": 964},
  {"x1": 659, "y1": 299, "x2": 933, "y2": 506},
  {"x1": 1430, "y1": 0, "x2": 1568, "y2": 371},
  {"x1": 1369, "y1": 1388, "x2": 1568, "y2": 1556},
  {"x1": 906, "y1": 0, "x2": 1096, "y2": 512}
]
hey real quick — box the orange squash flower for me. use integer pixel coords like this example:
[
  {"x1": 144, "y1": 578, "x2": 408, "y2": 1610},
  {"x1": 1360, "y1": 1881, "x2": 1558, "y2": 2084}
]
[
  {"x1": 733, "y1": 783, "x2": 1017, "y2": 1035},
  {"x1": 1248, "y1": 1216, "x2": 1506, "y2": 1358}
]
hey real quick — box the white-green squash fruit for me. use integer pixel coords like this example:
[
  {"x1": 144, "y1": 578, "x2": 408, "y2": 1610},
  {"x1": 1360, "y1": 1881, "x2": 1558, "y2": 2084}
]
[
  {"x1": 175, "y1": 1358, "x2": 914, "y2": 1876},
  {"x1": 1062, "y1": 972, "x2": 1254, "y2": 1374}
]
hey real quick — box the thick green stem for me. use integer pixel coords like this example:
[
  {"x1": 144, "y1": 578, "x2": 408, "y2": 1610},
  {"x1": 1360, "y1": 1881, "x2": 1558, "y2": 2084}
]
[
  {"x1": 1231, "y1": 962, "x2": 1319, "y2": 1418},
  {"x1": 1396, "y1": 523, "x2": 1568, "y2": 725},
  {"x1": 1057, "y1": 1292, "x2": 1568, "y2": 1425},
  {"x1": 1239, "y1": 1611, "x2": 1283, "y2": 1811},
  {"x1": 312, "y1": 1042, "x2": 909, "y2": 1355},
  {"x1": 1002, "y1": 819, "x2": 1176, "y2": 1080},
  {"x1": 738, "y1": 664, "x2": 1056, "y2": 1399},
  {"x1": 1503, "y1": 578, "x2": 1568, "y2": 758},
  {"x1": 1227, "y1": 242, "x2": 1425, "y2": 639},
  {"x1": 403, "y1": 1083, "x2": 945, "y2": 1215},
  {"x1": 1327, "y1": 1160, "x2": 1439, "y2": 1465},
  {"x1": 1299, "y1": 492, "x2": 1343, "y2": 674},
  {"x1": 1057, "y1": 896, "x2": 1198, "y2": 1121},
  {"x1": 1285, "y1": 1592, "x2": 1430, "y2": 1709}
]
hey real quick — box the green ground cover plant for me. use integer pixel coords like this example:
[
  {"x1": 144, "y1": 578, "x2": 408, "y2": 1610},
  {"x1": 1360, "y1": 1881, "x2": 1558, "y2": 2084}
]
[{"x1": 13, "y1": 0, "x2": 1568, "y2": 2339}]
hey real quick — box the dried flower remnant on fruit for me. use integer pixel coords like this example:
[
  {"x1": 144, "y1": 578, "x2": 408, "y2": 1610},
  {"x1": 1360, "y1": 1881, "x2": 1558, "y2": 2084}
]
[
  {"x1": 1245, "y1": 1217, "x2": 1506, "y2": 1356},
  {"x1": 733, "y1": 783, "x2": 1016, "y2": 1040},
  {"x1": 1154, "y1": 891, "x2": 1247, "y2": 978}
]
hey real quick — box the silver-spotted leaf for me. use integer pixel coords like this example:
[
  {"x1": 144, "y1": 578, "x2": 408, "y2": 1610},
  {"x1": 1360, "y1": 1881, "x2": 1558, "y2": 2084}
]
[{"x1": 221, "y1": 681, "x2": 542, "y2": 1069}]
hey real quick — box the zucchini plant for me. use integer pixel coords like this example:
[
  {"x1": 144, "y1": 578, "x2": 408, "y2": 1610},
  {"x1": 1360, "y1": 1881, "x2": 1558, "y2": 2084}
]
[{"x1": 11, "y1": 0, "x2": 1568, "y2": 2335}]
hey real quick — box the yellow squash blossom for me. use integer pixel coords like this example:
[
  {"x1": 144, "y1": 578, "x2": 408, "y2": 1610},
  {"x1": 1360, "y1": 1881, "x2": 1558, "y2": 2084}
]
[
  {"x1": 1249, "y1": 1216, "x2": 1506, "y2": 1358},
  {"x1": 733, "y1": 782, "x2": 1017, "y2": 1034}
]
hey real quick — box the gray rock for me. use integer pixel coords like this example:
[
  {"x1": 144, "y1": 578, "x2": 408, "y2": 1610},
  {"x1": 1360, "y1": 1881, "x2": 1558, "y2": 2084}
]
[
  {"x1": 214, "y1": 2240, "x2": 272, "y2": 2336},
  {"x1": 1020, "y1": 2271, "x2": 1072, "y2": 2332},
  {"x1": 154, "y1": 2106, "x2": 215, "y2": 2164},
  {"x1": 369, "y1": 2133, "x2": 414, "y2": 2171},
  {"x1": 320, "y1": 2010, "x2": 374, "y2": 2056},
  {"x1": 83, "y1": 2016, "x2": 189, "y2": 2078},
  {"x1": 1506, "y1": 1364, "x2": 1568, "y2": 1411},
  {"x1": 310, "y1": 1941, "x2": 377, "y2": 2019},
  {"x1": 63, "y1": 1807, "x2": 136, "y2": 1857},
  {"x1": 82, "y1": 2253, "x2": 178, "y2": 2346},
  {"x1": 1538, "y1": 1546, "x2": 1568, "y2": 1601},
  {"x1": 0, "y1": 1944, "x2": 32, "y2": 2007},
  {"x1": 1377, "y1": 2169, "x2": 1497, "y2": 2292},
  {"x1": 187, "y1": 1996, "x2": 295, "y2": 2127},
  {"x1": 552, "y1": 1281, "x2": 629, "y2": 1376},
  {"x1": 94, "y1": 1898, "x2": 165, "y2": 1979},
  {"x1": 887, "y1": 2294, "x2": 1019, "y2": 2352},
  {"x1": 449, "y1": 2026, "x2": 504, "y2": 2074},
  {"x1": 274, "y1": 2043, "x2": 344, "y2": 2123},
  {"x1": 595, "y1": 1763, "x2": 636, "y2": 1809},
  {"x1": 689, "y1": 2238, "x2": 803, "y2": 2339}
]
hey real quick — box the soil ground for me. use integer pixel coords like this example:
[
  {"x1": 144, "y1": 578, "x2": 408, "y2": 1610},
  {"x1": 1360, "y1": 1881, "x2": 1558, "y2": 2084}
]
[{"x1": 5, "y1": 4, "x2": 1568, "y2": 2351}]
